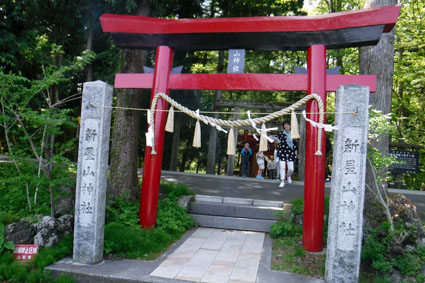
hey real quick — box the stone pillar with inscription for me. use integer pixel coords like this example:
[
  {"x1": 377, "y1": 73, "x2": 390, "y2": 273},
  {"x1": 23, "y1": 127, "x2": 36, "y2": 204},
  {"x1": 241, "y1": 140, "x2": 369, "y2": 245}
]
[
  {"x1": 325, "y1": 84, "x2": 369, "y2": 282},
  {"x1": 73, "y1": 81, "x2": 113, "y2": 264}
]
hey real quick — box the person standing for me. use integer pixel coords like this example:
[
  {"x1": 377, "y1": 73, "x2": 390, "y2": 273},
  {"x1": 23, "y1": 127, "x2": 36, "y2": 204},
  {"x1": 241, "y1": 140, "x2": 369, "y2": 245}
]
[
  {"x1": 267, "y1": 155, "x2": 277, "y2": 179},
  {"x1": 240, "y1": 142, "x2": 252, "y2": 177},
  {"x1": 275, "y1": 120, "x2": 298, "y2": 188},
  {"x1": 256, "y1": 151, "x2": 265, "y2": 179}
]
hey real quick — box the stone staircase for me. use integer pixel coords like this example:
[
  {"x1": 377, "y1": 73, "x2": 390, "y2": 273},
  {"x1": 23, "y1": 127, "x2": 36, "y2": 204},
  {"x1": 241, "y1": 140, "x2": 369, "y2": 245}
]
[{"x1": 183, "y1": 195, "x2": 292, "y2": 233}]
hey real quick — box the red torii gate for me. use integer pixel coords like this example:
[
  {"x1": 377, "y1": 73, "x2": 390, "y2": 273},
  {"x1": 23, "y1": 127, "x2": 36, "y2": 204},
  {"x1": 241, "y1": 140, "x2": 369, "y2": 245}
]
[{"x1": 100, "y1": 5, "x2": 401, "y2": 252}]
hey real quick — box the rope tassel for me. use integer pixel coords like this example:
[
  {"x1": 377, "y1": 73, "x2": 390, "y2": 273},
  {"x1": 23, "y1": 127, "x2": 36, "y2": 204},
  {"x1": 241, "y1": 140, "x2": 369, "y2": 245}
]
[
  {"x1": 227, "y1": 127, "x2": 236, "y2": 155},
  {"x1": 192, "y1": 120, "x2": 201, "y2": 148},
  {"x1": 291, "y1": 110, "x2": 300, "y2": 140},
  {"x1": 148, "y1": 92, "x2": 328, "y2": 156},
  {"x1": 259, "y1": 123, "x2": 268, "y2": 152},
  {"x1": 165, "y1": 106, "x2": 174, "y2": 132}
]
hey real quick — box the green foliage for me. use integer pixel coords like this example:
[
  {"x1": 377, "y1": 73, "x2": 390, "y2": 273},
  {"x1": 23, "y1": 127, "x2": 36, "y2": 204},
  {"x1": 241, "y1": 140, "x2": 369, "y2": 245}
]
[
  {"x1": 34, "y1": 234, "x2": 73, "y2": 269},
  {"x1": 106, "y1": 198, "x2": 140, "y2": 227},
  {"x1": 104, "y1": 222, "x2": 174, "y2": 259},
  {"x1": 323, "y1": 196, "x2": 330, "y2": 240},
  {"x1": 368, "y1": 109, "x2": 397, "y2": 144},
  {"x1": 312, "y1": 0, "x2": 425, "y2": 190},
  {"x1": 0, "y1": 48, "x2": 93, "y2": 216},
  {"x1": 270, "y1": 218, "x2": 302, "y2": 238},
  {"x1": 362, "y1": 222, "x2": 394, "y2": 273},
  {"x1": 417, "y1": 273, "x2": 425, "y2": 283},
  {"x1": 270, "y1": 197, "x2": 330, "y2": 239},
  {"x1": 156, "y1": 197, "x2": 195, "y2": 235},
  {"x1": 388, "y1": 0, "x2": 425, "y2": 190},
  {"x1": 272, "y1": 236, "x2": 326, "y2": 276},
  {"x1": 105, "y1": 212, "x2": 193, "y2": 259},
  {"x1": 161, "y1": 181, "x2": 195, "y2": 200},
  {"x1": 271, "y1": 197, "x2": 322, "y2": 238},
  {"x1": 368, "y1": 147, "x2": 397, "y2": 182},
  {"x1": 367, "y1": 109, "x2": 398, "y2": 183},
  {"x1": 359, "y1": 273, "x2": 391, "y2": 283},
  {"x1": 156, "y1": 183, "x2": 195, "y2": 234},
  {"x1": 104, "y1": 183, "x2": 194, "y2": 259},
  {"x1": 0, "y1": 234, "x2": 73, "y2": 282},
  {"x1": 290, "y1": 197, "x2": 305, "y2": 216},
  {"x1": 105, "y1": 182, "x2": 195, "y2": 229},
  {"x1": 313, "y1": 0, "x2": 363, "y2": 14},
  {"x1": 0, "y1": 161, "x2": 74, "y2": 217},
  {"x1": 1, "y1": 0, "x2": 87, "y2": 74},
  {"x1": 0, "y1": 223, "x2": 15, "y2": 253},
  {"x1": 0, "y1": 211, "x2": 19, "y2": 226},
  {"x1": 212, "y1": 0, "x2": 306, "y2": 17},
  {"x1": 362, "y1": 221, "x2": 425, "y2": 277},
  {"x1": 293, "y1": 244, "x2": 306, "y2": 257},
  {"x1": 393, "y1": 250, "x2": 425, "y2": 277}
]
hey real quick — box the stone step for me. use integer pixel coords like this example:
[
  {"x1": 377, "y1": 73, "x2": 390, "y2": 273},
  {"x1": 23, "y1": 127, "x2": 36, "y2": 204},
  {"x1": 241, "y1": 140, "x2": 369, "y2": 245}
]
[
  {"x1": 193, "y1": 195, "x2": 284, "y2": 207},
  {"x1": 188, "y1": 214, "x2": 276, "y2": 233},
  {"x1": 190, "y1": 201, "x2": 283, "y2": 220},
  {"x1": 186, "y1": 195, "x2": 293, "y2": 232}
]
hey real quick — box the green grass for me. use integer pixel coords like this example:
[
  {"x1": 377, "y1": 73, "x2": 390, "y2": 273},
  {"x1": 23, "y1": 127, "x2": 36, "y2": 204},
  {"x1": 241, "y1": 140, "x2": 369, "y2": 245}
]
[
  {"x1": 272, "y1": 236, "x2": 325, "y2": 278},
  {"x1": 270, "y1": 196, "x2": 328, "y2": 278},
  {"x1": 0, "y1": 234, "x2": 74, "y2": 282},
  {"x1": 103, "y1": 181, "x2": 195, "y2": 259},
  {"x1": 104, "y1": 222, "x2": 176, "y2": 259}
]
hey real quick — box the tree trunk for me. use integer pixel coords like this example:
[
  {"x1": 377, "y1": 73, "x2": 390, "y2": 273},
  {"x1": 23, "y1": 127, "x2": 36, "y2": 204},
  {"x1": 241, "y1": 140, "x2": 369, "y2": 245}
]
[
  {"x1": 47, "y1": 56, "x2": 62, "y2": 216},
  {"x1": 86, "y1": 27, "x2": 94, "y2": 82},
  {"x1": 47, "y1": 134, "x2": 55, "y2": 217},
  {"x1": 169, "y1": 113, "x2": 181, "y2": 171},
  {"x1": 206, "y1": 125, "x2": 218, "y2": 174},
  {"x1": 108, "y1": 1, "x2": 151, "y2": 201},
  {"x1": 84, "y1": 0, "x2": 105, "y2": 82},
  {"x1": 206, "y1": 51, "x2": 224, "y2": 174},
  {"x1": 179, "y1": 139, "x2": 191, "y2": 172},
  {"x1": 359, "y1": 0, "x2": 397, "y2": 228}
]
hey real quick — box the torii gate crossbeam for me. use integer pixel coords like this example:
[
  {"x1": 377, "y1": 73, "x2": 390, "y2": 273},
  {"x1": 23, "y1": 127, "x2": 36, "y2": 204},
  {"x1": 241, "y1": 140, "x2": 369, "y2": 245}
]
[{"x1": 100, "y1": 5, "x2": 400, "y2": 252}]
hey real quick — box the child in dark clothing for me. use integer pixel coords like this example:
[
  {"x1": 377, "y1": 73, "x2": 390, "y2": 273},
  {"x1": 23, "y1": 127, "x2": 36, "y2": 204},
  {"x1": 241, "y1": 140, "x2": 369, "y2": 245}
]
[{"x1": 241, "y1": 142, "x2": 252, "y2": 177}]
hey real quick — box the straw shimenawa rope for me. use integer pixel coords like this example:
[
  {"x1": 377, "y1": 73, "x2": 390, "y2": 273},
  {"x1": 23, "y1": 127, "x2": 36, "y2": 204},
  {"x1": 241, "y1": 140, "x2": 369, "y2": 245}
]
[{"x1": 148, "y1": 92, "x2": 325, "y2": 155}]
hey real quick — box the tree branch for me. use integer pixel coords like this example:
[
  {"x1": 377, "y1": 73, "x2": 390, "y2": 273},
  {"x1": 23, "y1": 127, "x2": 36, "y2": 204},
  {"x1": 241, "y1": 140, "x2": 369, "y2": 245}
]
[
  {"x1": 1, "y1": 99, "x2": 32, "y2": 211},
  {"x1": 367, "y1": 157, "x2": 394, "y2": 231},
  {"x1": 8, "y1": 108, "x2": 47, "y2": 177}
]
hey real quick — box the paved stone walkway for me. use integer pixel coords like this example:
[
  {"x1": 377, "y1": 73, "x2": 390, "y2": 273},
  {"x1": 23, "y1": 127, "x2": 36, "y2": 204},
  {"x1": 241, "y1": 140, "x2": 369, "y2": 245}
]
[
  {"x1": 151, "y1": 228, "x2": 264, "y2": 282},
  {"x1": 47, "y1": 226, "x2": 323, "y2": 282}
]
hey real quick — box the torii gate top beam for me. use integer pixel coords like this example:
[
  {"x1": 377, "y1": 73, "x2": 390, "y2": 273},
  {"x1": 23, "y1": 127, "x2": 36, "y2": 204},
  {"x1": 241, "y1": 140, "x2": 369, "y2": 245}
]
[{"x1": 100, "y1": 5, "x2": 400, "y2": 51}]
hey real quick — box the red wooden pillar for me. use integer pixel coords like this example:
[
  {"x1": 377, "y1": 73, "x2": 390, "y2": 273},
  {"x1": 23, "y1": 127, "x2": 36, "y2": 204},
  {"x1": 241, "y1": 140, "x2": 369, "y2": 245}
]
[
  {"x1": 303, "y1": 45, "x2": 327, "y2": 252},
  {"x1": 139, "y1": 46, "x2": 174, "y2": 228}
]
